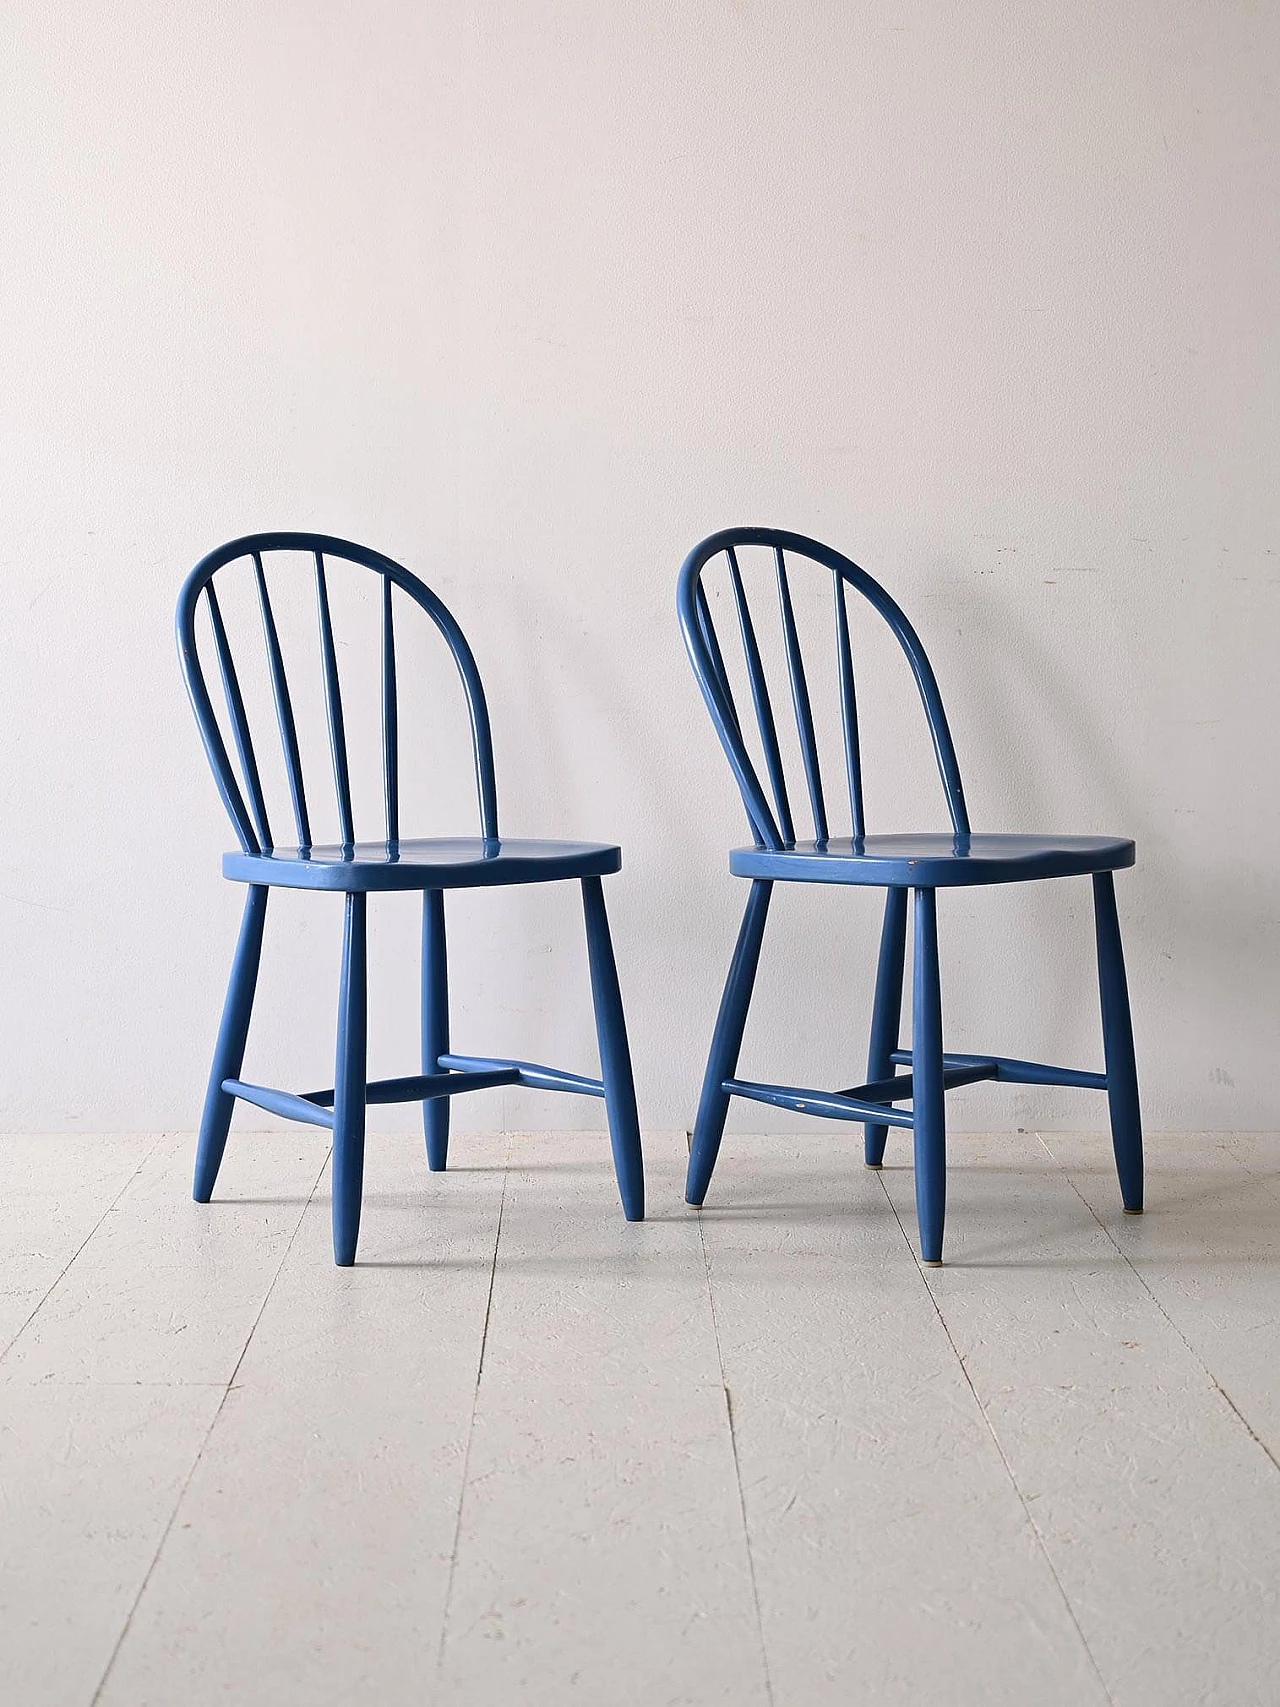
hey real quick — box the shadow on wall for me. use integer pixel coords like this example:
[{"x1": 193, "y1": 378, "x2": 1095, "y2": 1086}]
[
  {"x1": 947, "y1": 574, "x2": 1280, "y2": 1127},
  {"x1": 482, "y1": 573, "x2": 821, "y2": 1125},
  {"x1": 483, "y1": 567, "x2": 1114, "y2": 1130},
  {"x1": 426, "y1": 560, "x2": 1280, "y2": 1136},
  {"x1": 947, "y1": 572, "x2": 1147, "y2": 1083}
]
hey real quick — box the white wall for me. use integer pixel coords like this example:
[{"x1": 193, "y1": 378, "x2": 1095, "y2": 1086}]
[{"x1": 3, "y1": 1, "x2": 1278, "y2": 1137}]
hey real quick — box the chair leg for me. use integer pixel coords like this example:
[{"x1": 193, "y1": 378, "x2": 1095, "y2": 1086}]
[
  {"x1": 864, "y1": 886, "x2": 908, "y2": 1168},
  {"x1": 193, "y1": 885, "x2": 268, "y2": 1203},
  {"x1": 1093, "y1": 871, "x2": 1143, "y2": 1212},
  {"x1": 686, "y1": 880, "x2": 773, "y2": 1207},
  {"x1": 332, "y1": 892, "x2": 369, "y2": 1266},
  {"x1": 422, "y1": 889, "x2": 450, "y2": 1172},
  {"x1": 911, "y1": 887, "x2": 946, "y2": 1266},
  {"x1": 580, "y1": 876, "x2": 645, "y2": 1221}
]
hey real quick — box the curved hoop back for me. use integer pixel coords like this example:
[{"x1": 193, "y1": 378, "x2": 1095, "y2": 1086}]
[
  {"x1": 677, "y1": 527, "x2": 969, "y2": 851},
  {"x1": 176, "y1": 532, "x2": 499, "y2": 854}
]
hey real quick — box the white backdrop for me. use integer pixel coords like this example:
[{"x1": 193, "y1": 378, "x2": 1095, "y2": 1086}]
[{"x1": 3, "y1": 1, "x2": 1277, "y2": 1136}]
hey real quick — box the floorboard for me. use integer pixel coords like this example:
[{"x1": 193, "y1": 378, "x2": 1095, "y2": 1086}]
[
  {"x1": 97, "y1": 1135, "x2": 508, "y2": 1707},
  {"x1": 0, "y1": 1134, "x2": 158, "y2": 1357},
  {"x1": 1, "y1": 1131, "x2": 330, "y2": 1386},
  {"x1": 1046, "y1": 1131, "x2": 1280, "y2": 1469},
  {"x1": 436, "y1": 1131, "x2": 768, "y2": 1707},
  {"x1": 2, "y1": 1130, "x2": 1278, "y2": 1706},
  {"x1": 881, "y1": 1131, "x2": 1280, "y2": 1707},
  {"x1": 698, "y1": 1132, "x2": 1107, "y2": 1707}
]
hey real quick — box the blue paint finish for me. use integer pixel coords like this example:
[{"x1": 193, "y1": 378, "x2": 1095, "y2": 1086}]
[
  {"x1": 679, "y1": 526, "x2": 970, "y2": 849},
  {"x1": 774, "y1": 549, "x2": 828, "y2": 842},
  {"x1": 847, "y1": 1060, "x2": 997, "y2": 1105},
  {"x1": 303, "y1": 1069, "x2": 522, "y2": 1107},
  {"x1": 223, "y1": 837, "x2": 620, "y2": 892},
  {"x1": 438, "y1": 1054, "x2": 606, "y2": 1098},
  {"x1": 313, "y1": 553, "x2": 356, "y2": 848},
  {"x1": 679, "y1": 526, "x2": 1143, "y2": 1263},
  {"x1": 177, "y1": 532, "x2": 501, "y2": 846},
  {"x1": 864, "y1": 887, "x2": 907, "y2": 1167},
  {"x1": 696, "y1": 579, "x2": 747, "y2": 760},
  {"x1": 723, "y1": 1077, "x2": 915, "y2": 1128},
  {"x1": 422, "y1": 890, "x2": 450, "y2": 1171},
  {"x1": 911, "y1": 887, "x2": 947, "y2": 1265},
  {"x1": 193, "y1": 884, "x2": 268, "y2": 1201},
  {"x1": 179, "y1": 533, "x2": 644, "y2": 1263},
  {"x1": 252, "y1": 552, "x2": 311, "y2": 847},
  {"x1": 686, "y1": 879, "x2": 773, "y2": 1206},
  {"x1": 221, "y1": 1079, "x2": 337, "y2": 1130},
  {"x1": 332, "y1": 892, "x2": 368, "y2": 1267},
  {"x1": 727, "y1": 546, "x2": 793, "y2": 845},
  {"x1": 581, "y1": 876, "x2": 645, "y2": 1221},
  {"x1": 890, "y1": 1049, "x2": 1109, "y2": 1090},
  {"x1": 730, "y1": 833, "x2": 1134, "y2": 888},
  {"x1": 833, "y1": 575, "x2": 866, "y2": 841},
  {"x1": 381, "y1": 575, "x2": 400, "y2": 845},
  {"x1": 1093, "y1": 871, "x2": 1143, "y2": 1211},
  {"x1": 205, "y1": 582, "x2": 273, "y2": 852}
]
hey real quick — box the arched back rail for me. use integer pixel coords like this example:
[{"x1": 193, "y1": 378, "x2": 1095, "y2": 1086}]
[
  {"x1": 677, "y1": 527, "x2": 970, "y2": 851},
  {"x1": 176, "y1": 533, "x2": 499, "y2": 855}
]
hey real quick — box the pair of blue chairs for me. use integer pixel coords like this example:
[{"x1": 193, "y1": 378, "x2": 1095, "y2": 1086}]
[{"x1": 179, "y1": 530, "x2": 1141, "y2": 1267}]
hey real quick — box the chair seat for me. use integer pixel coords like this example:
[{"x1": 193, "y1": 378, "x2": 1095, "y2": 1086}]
[
  {"x1": 730, "y1": 832, "x2": 1135, "y2": 888},
  {"x1": 224, "y1": 836, "x2": 622, "y2": 892}
]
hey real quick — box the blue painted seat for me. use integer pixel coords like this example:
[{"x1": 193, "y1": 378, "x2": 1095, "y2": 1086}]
[
  {"x1": 679, "y1": 526, "x2": 1142, "y2": 1266},
  {"x1": 178, "y1": 532, "x2": 644, "y2": 1264},
  {"x1": 224, "y1": 836, "x2": 621, "y2": 892},
  {"x1": 730, "y1": 833, "x2": 1134, "y2": 888}
]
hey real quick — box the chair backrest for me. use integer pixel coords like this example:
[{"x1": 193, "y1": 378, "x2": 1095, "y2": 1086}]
[
  {"x1": 176, "y1": 532, "x2": 498, "y2": 854},
  {"x1": 677, "y1": 527, "x2": 969, "y2": 851}
]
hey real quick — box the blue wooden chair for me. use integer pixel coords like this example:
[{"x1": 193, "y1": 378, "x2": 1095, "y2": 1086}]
[
  {"x1": 678, "y1": 527, "x2": 1141, "y2": 1265},
  {"x1": 177, "y1": 532, "x2": 644, "y2": 1264}
]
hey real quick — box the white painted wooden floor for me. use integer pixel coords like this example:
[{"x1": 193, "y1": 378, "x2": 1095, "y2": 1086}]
[{"x1": 2, "y1": 1128, "x2": 1279, "y2": 1706}]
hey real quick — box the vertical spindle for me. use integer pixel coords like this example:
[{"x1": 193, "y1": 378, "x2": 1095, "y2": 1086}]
[
  {"x1": 381, "y1": 574, "x2": 399, "y2": 844},
  {"x1": 834, "y1": 574, "x2": 865, "y2": 841},
  {"x1": 695, "y1": 581, "x2": 743, "y2": 744},
  {"x1": 205, "y1": 580, "x2": 273, "y2": 851},
  {"x1": 728, "y1": 546, "x2": 795, "y2": 846},
  {"x1": 314, "y1": 552, "x2": 355, "y2": 847},
  {"x1": 774, "y1": 549, "x2": 827, "y2": 843},
  {"x1": 252, "y1": 553, "x2": 311, "y2": 848}
]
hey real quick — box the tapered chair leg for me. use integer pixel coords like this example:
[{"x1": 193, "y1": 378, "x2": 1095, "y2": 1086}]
[
  {"x1": 911, "y1": 887, "x2": 946, "y2": 1265},
  {"x1": 864, "y1": 886, "x2": 908, "y2": 1168},
  {"x1": 422, "y1": 889, "x2": 450, "y2": 1172},
  {"x1": 1093, "y1": 871, "x2": 1143, "y2": 1212},
  {"x1": 194, "y1": 884, "x2": 268, "y2": 1203},
  {"x1": 580, "y1": 876, "x2": 644, "y2": 1221},
  {"x1": 686, "y1": 880, "x2": 773, "y2": 1207},
  {"x1": 332, "y1": 892, "x2": 369, "y2": 1266}
]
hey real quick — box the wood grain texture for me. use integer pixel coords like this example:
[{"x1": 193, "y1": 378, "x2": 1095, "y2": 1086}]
[{"x1": 1, "y1": 1130, "x2": 1278, "y2": 1706}]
